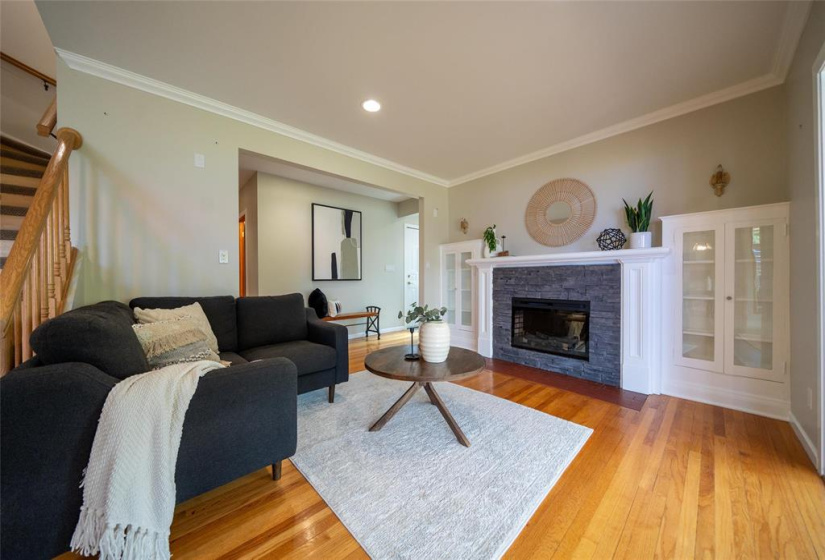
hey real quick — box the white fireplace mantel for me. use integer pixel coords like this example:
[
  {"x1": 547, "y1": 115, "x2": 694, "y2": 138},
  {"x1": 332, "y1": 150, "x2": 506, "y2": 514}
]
[{"x1": 467, "y1": 247, "x2": 670, "y2": 395}]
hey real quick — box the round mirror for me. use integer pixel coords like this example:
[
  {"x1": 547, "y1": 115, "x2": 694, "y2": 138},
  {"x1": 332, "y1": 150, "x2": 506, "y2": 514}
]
[{"x1": 545, "y1": 201, "x2": 572, "y2": 224}]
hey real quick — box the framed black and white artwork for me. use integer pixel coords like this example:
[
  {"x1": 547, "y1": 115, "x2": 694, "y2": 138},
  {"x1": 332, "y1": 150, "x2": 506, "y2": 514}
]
[{"x1": 312, "y1": 203, "x2": 362, "y2": 281}]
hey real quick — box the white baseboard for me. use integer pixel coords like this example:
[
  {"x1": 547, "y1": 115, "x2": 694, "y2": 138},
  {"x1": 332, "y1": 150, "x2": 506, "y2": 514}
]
[
  {"x1": 662, "y1": 378, "x2": 790, "y2": 421},
  {"x1": 347, "y1": 325, "x2": 406, "y2": 340},
  {"x1": 789, "y1": 411, "x2": 821, "y2": 471}
]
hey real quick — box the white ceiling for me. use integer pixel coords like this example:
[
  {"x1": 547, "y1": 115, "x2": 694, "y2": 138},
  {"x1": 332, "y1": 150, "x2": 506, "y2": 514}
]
[
  {"x1": 239, "y1": 151, "x2": 414, "y2": 204},
  {"x1": 36, "y1": 1, "x2": 809, "y2": 186}
]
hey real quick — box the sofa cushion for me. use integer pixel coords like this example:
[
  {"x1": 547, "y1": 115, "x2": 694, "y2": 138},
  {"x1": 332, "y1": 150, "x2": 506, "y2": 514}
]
[
  {"x1": 130, "y1": 296, "x2": 237, "y2": 352},
  {"x1": 30, "y1": 301, "x2": 150, "y2": 379},
  {"x1": 236, "y1": 294, "x2": 308, "y2": 350},
  {"x1": 218, "y1": 352, "x2": 248, "y2": 366},
  {"x1": 239, "y1": 341, "x2": 336, "y2": 375}
]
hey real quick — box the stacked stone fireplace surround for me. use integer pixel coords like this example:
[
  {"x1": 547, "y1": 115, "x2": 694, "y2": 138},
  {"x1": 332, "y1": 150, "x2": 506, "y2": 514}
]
[{"x1": 492, "y1": 264, "x2": 622, "y2": 386}]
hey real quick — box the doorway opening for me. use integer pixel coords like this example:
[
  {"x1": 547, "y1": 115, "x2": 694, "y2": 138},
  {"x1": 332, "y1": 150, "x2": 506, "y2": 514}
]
[
  {"x1": 817, "y1": 54, "x2": 825, "y2": 475},
  {"x1": 404, "y1": 223, "x2": 420, "y2": 311},
  {"x1": 239, "y1": 214, "x2": 247, "y2": 297}
]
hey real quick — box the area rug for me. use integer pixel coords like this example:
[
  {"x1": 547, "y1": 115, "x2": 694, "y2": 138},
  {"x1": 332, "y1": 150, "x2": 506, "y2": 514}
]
[{"x1": 292, "y1": 372, "x2": 592, "y2": 560}]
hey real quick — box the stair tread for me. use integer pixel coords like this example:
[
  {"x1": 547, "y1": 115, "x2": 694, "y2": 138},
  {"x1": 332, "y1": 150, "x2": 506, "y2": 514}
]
[
  {"x1": 0, "y1": 184, "x2": 37, "y2": 196},
  {"x1": 0, "y1": 136, "x2": 51, "y2": 160},
  {"x1": 0, "y1": 165, "x2": 45, "y2": 178},
  {"x1": 0, "y1": 205, "x2": 28, "y2": 217},
  {"x1": 0, "y1": 175, "x2": 40, "y2": 188},
  {"x1": 0, "y1": 229, "x2": 19, "y2": 240},
  {"x1": 0, "y1": 149, "x2": 50, "y2": 166},
  {"x1": 1, "y1": 192, "x2": 34, "y2": 207}
]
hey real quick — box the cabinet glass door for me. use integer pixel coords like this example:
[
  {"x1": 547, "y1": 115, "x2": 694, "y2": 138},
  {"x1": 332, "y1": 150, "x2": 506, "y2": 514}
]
[
  {"x1": 460, "y1": 251, "x2": 473, "y2": 328},
  {"x1": 443, "y1": 252, "x2": 457, "y2": 325},
  {"x1": 677, "y1": 228, "x2": 724, "y2": 373},
  {"x1": 724, "y1": 220, "x2": 784, "y2": 380}
]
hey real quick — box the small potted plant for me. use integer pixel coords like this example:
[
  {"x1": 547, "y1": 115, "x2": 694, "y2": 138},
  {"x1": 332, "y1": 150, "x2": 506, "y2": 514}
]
[
  {"x1": 623, "y1": 192, "x2": 653, "y2": 249},
  {"x1": 398, "y1": 303, "x2": 450, "y2": 363},
  {"x1": 483, "y1": 224, "x2": 502, "y2": 258}
]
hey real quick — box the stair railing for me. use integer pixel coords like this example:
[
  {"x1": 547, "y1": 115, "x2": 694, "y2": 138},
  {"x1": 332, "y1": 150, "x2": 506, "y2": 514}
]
[{"x1": 0, "y1": 107, "x2": 82, "y2": 375}]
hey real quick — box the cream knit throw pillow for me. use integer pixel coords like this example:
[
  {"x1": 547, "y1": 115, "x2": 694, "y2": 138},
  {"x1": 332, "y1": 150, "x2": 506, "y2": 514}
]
[
  {"x1": 132, "y1": 317, "x2": 221, "y2": 369},
  {"x1": 134, "y1": 302, "x2": 220, "y2": 354}
]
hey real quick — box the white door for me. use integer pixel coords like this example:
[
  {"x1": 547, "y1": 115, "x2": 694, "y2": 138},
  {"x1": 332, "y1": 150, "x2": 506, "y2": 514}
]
[
  {"x1": 723, "y1": 218, "x2": 787, "y2": 382},
  {"x1": 404, "y1": 225, "x2": 419, "y2": 310}
]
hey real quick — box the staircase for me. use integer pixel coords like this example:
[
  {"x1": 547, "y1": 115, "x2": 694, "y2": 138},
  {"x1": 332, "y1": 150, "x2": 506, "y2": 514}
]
[
  {"x1": 0, "y1": 136, "x2": 52, "y2": 271},
  {"x1": 0, "y1": 96, "x2": 82, "y2": 374}
]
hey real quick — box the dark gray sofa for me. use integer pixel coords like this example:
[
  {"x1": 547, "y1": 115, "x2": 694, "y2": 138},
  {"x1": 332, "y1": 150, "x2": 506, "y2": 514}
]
[{"x1": 0, "y1": 293, "x2": 348, "y2": 560}]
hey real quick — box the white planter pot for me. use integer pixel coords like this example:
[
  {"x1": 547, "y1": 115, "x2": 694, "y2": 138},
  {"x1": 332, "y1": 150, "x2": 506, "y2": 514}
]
[
  {"x1": 419, "y1": 321, "x2": 451, "y2": 363},
  {"x1": 482, "y1": 240, "x2": 503, "y2": 258},
  {"x1": 629, "y1": 232, "x2": 652, "y2": 249}
]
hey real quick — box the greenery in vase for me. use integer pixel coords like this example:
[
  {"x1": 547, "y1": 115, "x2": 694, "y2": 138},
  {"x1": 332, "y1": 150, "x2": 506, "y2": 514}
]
[
  {"x1": 483, "y1": 225, "x2": 498, "y2": 252},
  {"x1": 397, "y1": 302, "x2": 447, "y2": 324},
  {"x1": 622, "y1": 192, "x2": 653, "y2": 233}
]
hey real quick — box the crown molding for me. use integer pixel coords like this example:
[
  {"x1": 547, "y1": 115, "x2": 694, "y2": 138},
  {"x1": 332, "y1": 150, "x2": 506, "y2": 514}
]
[
  {"x1": 57, "y1": 0, "x2": 810, "y2": 192},
  {"x1": 447, "y1": 1, "x2": 810, "y2": 187},
  {"x1": 446, "y1": 73, "x2": 782, "y2": 187},
  {"x1": 55, "y1": 48, "x2": 450, "y2": 188},
  {"x1": 771, "y1": 0, "x2": 812, "y2": 82}
]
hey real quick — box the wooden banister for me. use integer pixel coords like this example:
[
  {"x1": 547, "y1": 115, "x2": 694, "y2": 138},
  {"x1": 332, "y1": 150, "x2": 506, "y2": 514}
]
[
  {"x1": 0, "y1": 52, "x2": 56, "y2": 87},
  {"x1": 36, "y1": 98, "x2": 57, "y2": 137},
  {"x1": 0, "y1": 127, "x2": 82, "y2": 374}
]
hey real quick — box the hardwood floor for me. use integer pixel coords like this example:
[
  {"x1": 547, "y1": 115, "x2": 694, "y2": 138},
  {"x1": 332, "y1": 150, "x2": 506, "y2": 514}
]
[{"x1": 60, "y1": 332, "x2": 825, "y2": 559}]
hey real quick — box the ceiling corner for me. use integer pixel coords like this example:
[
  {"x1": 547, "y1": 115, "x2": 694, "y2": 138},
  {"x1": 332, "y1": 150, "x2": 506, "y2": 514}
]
[{"x1": 771, "y1": 0, "x2": 813, "y2": 81}]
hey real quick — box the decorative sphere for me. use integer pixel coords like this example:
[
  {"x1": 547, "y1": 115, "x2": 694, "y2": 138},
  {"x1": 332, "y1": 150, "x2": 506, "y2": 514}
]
[{"x1": 597, "y1": 228, "x2": 627, "y2": 251}]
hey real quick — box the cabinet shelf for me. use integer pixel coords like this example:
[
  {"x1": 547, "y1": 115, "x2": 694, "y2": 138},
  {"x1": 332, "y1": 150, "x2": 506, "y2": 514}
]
[
  {"x1": 734, "y1": 334, "x2": 773, "y2": 343},
  {"x1": 735, "y1": 258, "x2": 773, "y2": 263},
  {"x1": 683, "y1": 295, "x2": 714, "y2": 300},
  {"x1": 683, "y1": 330, "x2": 714, "y2": 337},
  {"x1": 683, "y1": 260, "x2": 714, "y2": 264}
]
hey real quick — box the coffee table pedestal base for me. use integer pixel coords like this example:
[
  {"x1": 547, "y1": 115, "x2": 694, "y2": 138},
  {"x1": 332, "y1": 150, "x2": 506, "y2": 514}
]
[{"x1": 369, "y1": 382, "x2": 471, "y2": 447}]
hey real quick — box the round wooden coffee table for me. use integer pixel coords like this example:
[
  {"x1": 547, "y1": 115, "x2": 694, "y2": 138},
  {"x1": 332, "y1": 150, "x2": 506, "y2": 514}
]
[{"x1": 364, "y1": 345, "x2": 486, "y2": 447}]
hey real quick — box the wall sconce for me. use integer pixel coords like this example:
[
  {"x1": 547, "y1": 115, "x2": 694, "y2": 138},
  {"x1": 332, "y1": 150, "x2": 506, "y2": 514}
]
[
  {"x1": 459, "y1": 218, "x2": 469, "y2": 234},
  {"x1": 709, "y1": 164, "x2": 730, "y2": 197}
]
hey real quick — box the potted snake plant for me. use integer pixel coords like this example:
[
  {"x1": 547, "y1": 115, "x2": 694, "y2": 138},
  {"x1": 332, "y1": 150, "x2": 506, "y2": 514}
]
[
  {"x1": 398, "y1": 303, "x2": 450, "y2": 363},
  {"x1": 623, "y1": 192, "x2": 654, "y2": 249}
]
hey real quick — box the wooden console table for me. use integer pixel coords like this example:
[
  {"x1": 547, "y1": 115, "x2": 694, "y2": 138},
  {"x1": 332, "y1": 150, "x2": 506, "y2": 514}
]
[{"x1": 322, "y1": 308, "x2": 380, "y2": 339}]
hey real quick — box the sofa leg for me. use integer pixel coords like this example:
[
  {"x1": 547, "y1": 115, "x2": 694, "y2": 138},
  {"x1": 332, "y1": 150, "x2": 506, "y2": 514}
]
[
  {"x1": 272, "y1": 461, "x2": 282, "y2": 481},
  {"x1": 329, "y1": 384, "x2": 336, "y2": 403}
]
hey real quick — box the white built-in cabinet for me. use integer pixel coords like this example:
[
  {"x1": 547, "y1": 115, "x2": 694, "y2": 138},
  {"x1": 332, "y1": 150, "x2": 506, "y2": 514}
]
[
  {"x1": 661, "y1": 203, "x2": 790, "y2": 418},
  {"x1": 440, "y1": 240, "x2": 482, "y2": 350}
]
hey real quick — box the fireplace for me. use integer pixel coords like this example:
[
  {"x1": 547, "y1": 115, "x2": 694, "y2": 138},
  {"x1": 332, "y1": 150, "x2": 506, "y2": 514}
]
[{"x1": 511, "y1": 298, "x2": 590, "y2": 361}]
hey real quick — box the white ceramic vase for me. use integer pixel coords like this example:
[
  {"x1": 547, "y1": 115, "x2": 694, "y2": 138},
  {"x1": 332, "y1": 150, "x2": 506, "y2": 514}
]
[
  {"x1": 629, "y1": 231, "x2": 652, "y2": 249},
  {"x1": 419, "y1": 321, "x2": 451, "y2": 363},
  {"x1": 482, "y1": 240, "x2": 503, "y2": 258}
]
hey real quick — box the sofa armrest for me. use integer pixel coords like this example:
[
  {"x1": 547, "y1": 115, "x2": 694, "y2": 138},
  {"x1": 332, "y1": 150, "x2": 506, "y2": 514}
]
[
  {"x1": 176, "y1": 357, "x2": 298, "y2": 502},
  {"x1": 305, "y1": 308, "x2": 349, "y2": 383},
  {"x1": 1, "y1": 363, "x2": 117, "y2": 560}
]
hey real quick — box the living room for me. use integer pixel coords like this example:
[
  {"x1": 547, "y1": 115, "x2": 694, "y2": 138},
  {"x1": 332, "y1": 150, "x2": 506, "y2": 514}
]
[{"x1": 1, "y1": 1, "x2": 824, "y2": 559}]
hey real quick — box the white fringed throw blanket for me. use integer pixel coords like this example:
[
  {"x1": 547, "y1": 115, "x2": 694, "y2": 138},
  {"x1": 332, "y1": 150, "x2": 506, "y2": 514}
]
[{"x1": 70, "y1": 360, "x2": 225, "y2": 560}]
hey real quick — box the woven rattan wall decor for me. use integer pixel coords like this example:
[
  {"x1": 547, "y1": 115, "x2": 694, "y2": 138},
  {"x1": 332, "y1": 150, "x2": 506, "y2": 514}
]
[{"x1": 524, "y1": 178, "x2": 597, "y2": 247}]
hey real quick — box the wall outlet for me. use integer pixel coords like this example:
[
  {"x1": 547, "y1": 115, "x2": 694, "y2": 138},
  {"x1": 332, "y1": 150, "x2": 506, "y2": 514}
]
[
  {"x1": 194, "y1": 153, "x2": 205, "y2": 168},
  {"x1": 385, "y1": 264, "x2": 396, "y2": 272},
  {"x1": 808, "y1": 387, "x2": 814, "y2": 410},
  {"x1": 432, "y1": 207, "x2": 439, "y2": 218},
  {"x1": 219, "y1": 250, "x2": 229, "y2": 264}
]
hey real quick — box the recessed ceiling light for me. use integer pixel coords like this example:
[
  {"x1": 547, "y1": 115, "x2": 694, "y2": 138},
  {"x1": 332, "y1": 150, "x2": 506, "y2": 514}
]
[{"x1": 362, "y1": 99, "x2": 381, "y2": 113}]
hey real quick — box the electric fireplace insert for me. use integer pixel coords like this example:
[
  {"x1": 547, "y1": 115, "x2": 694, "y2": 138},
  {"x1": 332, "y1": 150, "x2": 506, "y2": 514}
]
[{"x1": 511, "y1": 297, "x2": 590, "y2": 361}]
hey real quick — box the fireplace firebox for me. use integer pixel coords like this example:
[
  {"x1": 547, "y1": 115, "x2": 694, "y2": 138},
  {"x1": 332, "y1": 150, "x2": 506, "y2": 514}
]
[{"x1": 511, "y1": 298, "x2": 590, "y2": 361}]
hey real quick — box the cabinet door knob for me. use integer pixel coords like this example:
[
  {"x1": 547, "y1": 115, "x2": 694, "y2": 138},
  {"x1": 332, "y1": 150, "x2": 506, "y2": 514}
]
[{"x1": 726, "y1": 296, "x2": 733, "y2": 301}]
